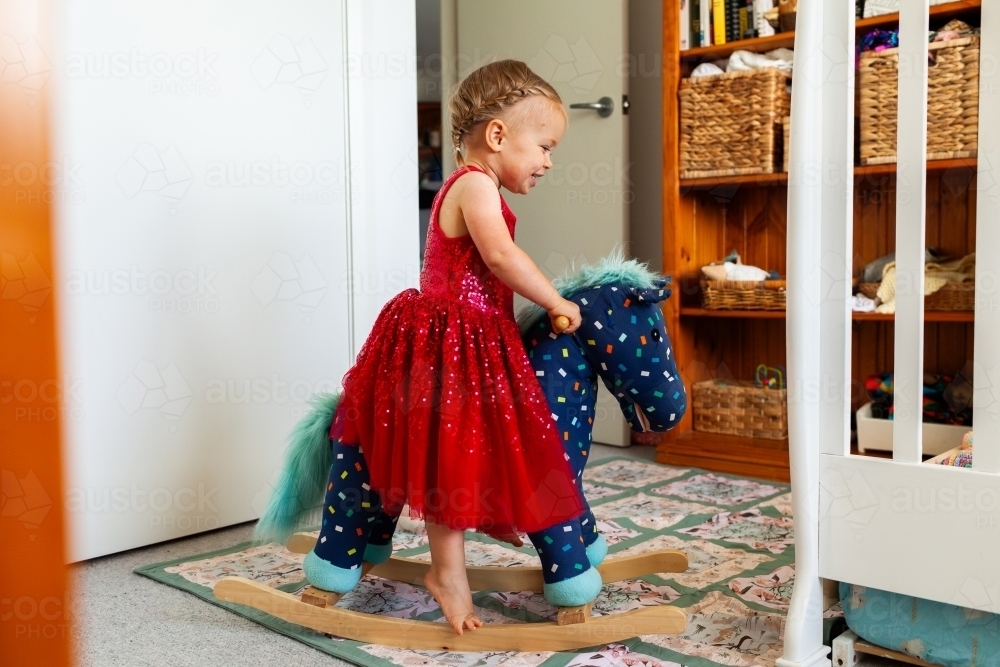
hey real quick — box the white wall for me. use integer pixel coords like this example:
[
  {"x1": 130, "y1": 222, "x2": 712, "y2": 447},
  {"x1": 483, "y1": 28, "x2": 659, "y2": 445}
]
[{"x1": 51, "y1": 0, "x2": 417, "y2": 561}]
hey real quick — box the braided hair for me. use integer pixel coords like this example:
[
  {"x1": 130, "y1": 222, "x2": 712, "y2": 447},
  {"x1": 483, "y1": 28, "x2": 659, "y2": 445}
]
[{"x1": 448, "y1": 59, "x2": 565, "y2": 167}]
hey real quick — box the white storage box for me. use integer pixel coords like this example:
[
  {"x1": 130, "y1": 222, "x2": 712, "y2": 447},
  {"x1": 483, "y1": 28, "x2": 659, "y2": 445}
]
[
  {"x1": 855, "y1": 402, "x2": 968, "y2": 456},
  {"x1": 862, "y1": 0, "x2": 952, "y2": 19}
]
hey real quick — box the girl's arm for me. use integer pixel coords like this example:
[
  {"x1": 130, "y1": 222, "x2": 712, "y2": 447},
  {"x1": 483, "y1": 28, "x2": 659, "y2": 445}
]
[{"x1": 460, "y1": 173, "x2": 582, "y2": 333}]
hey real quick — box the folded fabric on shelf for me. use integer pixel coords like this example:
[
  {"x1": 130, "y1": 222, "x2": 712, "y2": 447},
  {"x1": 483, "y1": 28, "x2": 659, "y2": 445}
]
[
  {"x1": 701, "y1": 250, "x2": 776, "y2": 282},
  {"x1": 874, "y1": 252, "x2": 975, "y2": 314},
  {"x1": 691, "y1": 62, "x2": 725, "y2": 77},
  {"x1": 861, "y1": 248, "x2": 946, "y2": 284},
  {"x1": 726, "y1": 48, "x2": 794, "y2": 73},
  {"x1": 851, "y1": 294, "x2": 876, "y2": 312},
  {"x1": 689, "y1": 49, "x2": 794, "y2": 78}
]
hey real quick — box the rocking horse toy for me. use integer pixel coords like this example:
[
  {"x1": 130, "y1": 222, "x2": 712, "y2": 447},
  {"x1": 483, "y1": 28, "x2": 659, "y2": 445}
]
[{"x1": 215, "y1": 253, "x2": 691, "y2": 651}]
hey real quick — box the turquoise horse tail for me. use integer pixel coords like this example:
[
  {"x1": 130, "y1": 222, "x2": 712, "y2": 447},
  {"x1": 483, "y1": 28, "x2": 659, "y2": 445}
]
[{"x1": 252, "y1": 392, "x2": 340, "y2": 545}]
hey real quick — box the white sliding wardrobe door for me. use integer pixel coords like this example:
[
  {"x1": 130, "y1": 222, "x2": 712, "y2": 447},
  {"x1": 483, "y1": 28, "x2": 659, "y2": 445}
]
[{"x1": 51, "y1": 0, "x2": 418, "y2": 560}]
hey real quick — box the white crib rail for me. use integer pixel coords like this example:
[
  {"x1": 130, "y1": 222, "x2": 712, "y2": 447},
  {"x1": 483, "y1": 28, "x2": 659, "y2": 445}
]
[
  {"x1": 893, "y1": 0, "x2": 931, "y2": 464},
  {"x1": 783, "y1": 1, "x2": 1000, "y2": 666},
  {"x1": 781, "y1": 1, "x2": 855, "y2": 665},
  {"x1": 974, "y1": 1, "x2": 1000, "y2": 474}
]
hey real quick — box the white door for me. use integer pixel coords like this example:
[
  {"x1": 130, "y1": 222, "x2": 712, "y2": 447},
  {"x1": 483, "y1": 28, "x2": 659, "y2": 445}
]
[
  {"x1": 455, "y1": 0, "x2": 631, "y2": 446},
  {"x1": 52, "y1": 0, "x2": 418, "y2": 560}
]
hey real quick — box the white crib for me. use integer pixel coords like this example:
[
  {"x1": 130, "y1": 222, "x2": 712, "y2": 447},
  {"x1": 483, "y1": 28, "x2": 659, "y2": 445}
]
[{"x1": 781, "y1": 1, "x2": 1000, "y2": 666}]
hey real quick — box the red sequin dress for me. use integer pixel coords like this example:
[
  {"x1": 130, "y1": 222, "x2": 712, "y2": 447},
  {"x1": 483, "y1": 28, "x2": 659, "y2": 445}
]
[{"x1": 333, "y1": 164, "x2": 585, "y2": 535}]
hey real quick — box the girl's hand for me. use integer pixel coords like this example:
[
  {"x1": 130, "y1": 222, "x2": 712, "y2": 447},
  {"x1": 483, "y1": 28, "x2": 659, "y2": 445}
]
[{"x1": 547, "y1": 298, "x2": 581, "y2": 334}]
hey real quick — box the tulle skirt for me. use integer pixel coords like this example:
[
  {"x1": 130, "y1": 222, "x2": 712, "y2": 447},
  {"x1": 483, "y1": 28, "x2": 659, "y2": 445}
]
[{"x1": 334, "y1": 288, "x2": 585, "y2": 535}]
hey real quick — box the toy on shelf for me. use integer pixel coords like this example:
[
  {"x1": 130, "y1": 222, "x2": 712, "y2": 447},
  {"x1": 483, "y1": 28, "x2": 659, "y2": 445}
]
[
  {"x1": 755, "y1": 364, "x2": 786, "y2": 389},
  {"x1": 214, "y1": 254, "x2": 691, "y2": 651}
]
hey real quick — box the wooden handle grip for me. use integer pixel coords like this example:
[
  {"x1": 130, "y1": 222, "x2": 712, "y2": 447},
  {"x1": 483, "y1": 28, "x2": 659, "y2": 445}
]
[{"x1": 553, "y1": 315, "x2": 570, "y2": 332}]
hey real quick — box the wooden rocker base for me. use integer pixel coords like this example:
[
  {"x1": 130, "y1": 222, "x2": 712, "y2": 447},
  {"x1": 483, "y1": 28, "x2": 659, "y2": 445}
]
[
  {"x1": 283, "y1": 532, "x2": 689, "y2": 593},
  {"x1": 214, "y1": 575, "x2": 688, "y2": 651},
  {"x1": 212, "y1": 533, "x2": 689, "y2": 651}
]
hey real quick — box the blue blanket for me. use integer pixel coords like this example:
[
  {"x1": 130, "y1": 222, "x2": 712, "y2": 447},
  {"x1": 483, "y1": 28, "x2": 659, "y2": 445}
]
[{"x1": 840, "y1": 582, "x2": 1000, "y2": 667}]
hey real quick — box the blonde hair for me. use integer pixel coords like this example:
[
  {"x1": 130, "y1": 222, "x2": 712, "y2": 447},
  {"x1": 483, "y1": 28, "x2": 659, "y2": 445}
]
[{"x1": 448, "y1": 59, "x2": 565, "y2": 167}]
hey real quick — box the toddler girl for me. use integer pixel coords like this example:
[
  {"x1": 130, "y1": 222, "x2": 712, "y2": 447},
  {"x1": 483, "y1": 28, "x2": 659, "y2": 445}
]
[{"x1": 309, "y1": 59, "x2": 589, "y2": 635}]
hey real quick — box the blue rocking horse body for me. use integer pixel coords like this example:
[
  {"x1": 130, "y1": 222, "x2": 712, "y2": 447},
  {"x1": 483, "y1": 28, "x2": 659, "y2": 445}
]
[{"x1": 254, "y1": 251, "x2": 687, "y2": 609}]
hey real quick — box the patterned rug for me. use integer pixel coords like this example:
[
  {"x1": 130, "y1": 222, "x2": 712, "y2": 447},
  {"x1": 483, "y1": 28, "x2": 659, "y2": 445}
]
[{"x1": 135, "y1": 455, "x2": 839, "y2": 667}]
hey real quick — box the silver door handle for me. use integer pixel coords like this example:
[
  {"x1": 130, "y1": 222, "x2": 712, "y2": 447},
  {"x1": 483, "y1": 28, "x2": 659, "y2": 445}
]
[{"x1": 569, "y1": 96, "x2": 613, "y2": 118}]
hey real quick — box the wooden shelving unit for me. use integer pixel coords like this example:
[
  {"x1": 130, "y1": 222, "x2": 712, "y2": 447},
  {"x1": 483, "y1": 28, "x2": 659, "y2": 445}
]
[
  {"x1": 679, "y1": 308, "x2": 786, "y2": 319},
  {"x1": 659, "y1": 1, "x2": 980, "y2": 481},
  {"x1": 659, "y1": 431, "x2": 791, "y2": 482},
  {"x1": 680, "y1": 157, "x2": 979, "y2": 189},
  {"x1": 680, "y1": 31, "x2": 796, "y2": 61},
  {"x1": 678, "y1": 0, "x2": 981, "y2": 61},
  {"x1": 680, "y1": 308, "x2": 975, "y2": 323},
  {"x1": 855, "y1": 0, "x2": 981, "y2": 30}
]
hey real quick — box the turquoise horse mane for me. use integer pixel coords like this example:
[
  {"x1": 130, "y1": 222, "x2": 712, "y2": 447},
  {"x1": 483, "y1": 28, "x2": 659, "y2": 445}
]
[{"x1": 514, "y1": 246, "x2": 665, "y2": 335}]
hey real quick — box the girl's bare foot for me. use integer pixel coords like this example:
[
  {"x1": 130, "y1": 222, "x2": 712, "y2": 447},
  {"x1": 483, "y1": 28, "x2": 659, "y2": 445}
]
[
  {"x1": 484, "y1": 528, "x2": 523, "y2": 547},
  {"x1": 424, "y1": 565, "x2": 483, "y2": 635}
]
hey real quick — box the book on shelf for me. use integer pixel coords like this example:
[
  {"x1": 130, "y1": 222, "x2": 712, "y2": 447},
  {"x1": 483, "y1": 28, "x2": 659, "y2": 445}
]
[
  {"x1": 681, "y1": 0, "x2": 690, "y2": 49},
  {"x1": 701, "y1": 0, "x2": 712, "y2": 46},
  {"x1": 754, "y1": 0, "x2": 775, "y2": 37},
  {"x1": 691, "y1": 0, "x2": 702, "y2": 48},
  {"x1": 741, "y1": 0, "x2": 755, "y2": 39},
  {"x1": 712, "y1": 0, "x2": 727, "y2": 45},
  {"x1": 686, "y1": 0, "x2": 761, "y2": 50},
  {"x1": 730, "y1": 0, "x2": 743, "y2": 43}
]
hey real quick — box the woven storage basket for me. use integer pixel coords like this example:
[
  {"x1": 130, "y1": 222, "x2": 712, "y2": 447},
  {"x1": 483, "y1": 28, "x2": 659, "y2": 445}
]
[
  {"x1": 679, "y1": 68, "x2": 791, "y2": 179},
  {"x1": 701, "y1": 279, "x2": 787, "y2": 310},
  {"x1": 859, "y1": 37, "x2": 979, "y2": 166},
  {"x1": 858, "y1": 281, "x2": 974, "y2": 311},
  {"x1": 693, "y1": 380, "x2": 788, "y2": 440}
]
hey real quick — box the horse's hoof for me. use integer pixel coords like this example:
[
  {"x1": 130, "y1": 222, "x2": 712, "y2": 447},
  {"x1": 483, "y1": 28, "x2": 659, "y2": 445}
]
[
  {"x1": 303, "y1": 550, "x2": 363, "y2": 593},
  {"x1": 363, "y1": 541, "x2": 393, "y2": 565},
  {"x1": 585, "y1": 534, "x2": 608, "y2": 567},
  {"x1": 543, "y1": 567, "x2": 602, "y2": 607}
]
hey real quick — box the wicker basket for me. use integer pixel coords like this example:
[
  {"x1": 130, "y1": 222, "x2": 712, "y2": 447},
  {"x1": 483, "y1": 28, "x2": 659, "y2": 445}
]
[
  {"x1": 679, "y1": 68, "x2": 791, "y2": 179},
  {"x1": 859, "y1": 37, "x2": 979, "y2": 166},
  {"x1": 858, "y1": 281, "x2": 974, "y2": 311},
  {"x1": 693, "y1": 380, "x2": 788, "y2": 440},
  {"x1": 701, "y1": 279, "x2": 787, "y2": 310}
]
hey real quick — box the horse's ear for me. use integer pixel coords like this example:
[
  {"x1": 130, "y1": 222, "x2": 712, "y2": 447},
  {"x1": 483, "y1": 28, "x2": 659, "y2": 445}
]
[{"x1": 627, "y1": 284, "x2": 672, "y2": 303}]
